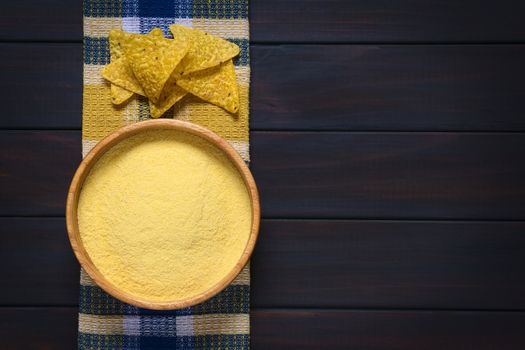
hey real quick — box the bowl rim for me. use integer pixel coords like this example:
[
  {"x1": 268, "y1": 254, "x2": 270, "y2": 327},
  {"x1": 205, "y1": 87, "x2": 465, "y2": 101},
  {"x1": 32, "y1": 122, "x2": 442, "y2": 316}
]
[{"x1": 66, "y1": 119, "x2": 260, "y2": 310}]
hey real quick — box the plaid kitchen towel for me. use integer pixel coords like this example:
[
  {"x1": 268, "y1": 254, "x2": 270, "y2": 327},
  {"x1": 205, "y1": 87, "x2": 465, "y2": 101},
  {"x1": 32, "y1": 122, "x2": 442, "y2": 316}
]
[{"x1": 80, "y1": 0, "x2": 250, "y2": 348}]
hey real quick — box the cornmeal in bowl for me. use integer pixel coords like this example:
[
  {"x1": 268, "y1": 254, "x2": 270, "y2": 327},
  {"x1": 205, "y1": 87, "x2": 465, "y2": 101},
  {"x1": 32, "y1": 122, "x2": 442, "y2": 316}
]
[{"x1": 77, "y1": 129, "x2": 252, "y2": 303}]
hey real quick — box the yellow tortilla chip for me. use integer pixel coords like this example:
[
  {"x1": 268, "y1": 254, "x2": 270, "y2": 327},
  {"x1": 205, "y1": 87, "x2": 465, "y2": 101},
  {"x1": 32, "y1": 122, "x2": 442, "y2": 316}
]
[
  {"x1": 149, "y1": 69, "x2": 188, "y2": 118},
  {"x1": 148, "y1": 28, "x2": 164, "y2": 37},
  {"x1": 109, "y1": 29, "x2": 125, "y2": 59},
  {"x1": 176, "y1": 60, "x2": 239, "y2": 114},
  {"x1": 109, "y1": 28, "x2": 164, "y2": 59},
  {"x1": 169, "y1": 24, "x2": 240, "y2": 76},
  {"x1": 149, "y1": 82, "x2": 187, "y2": 118},
  {"x1": 102, "y1": 57, "x2": 145, "y2": 96},
  {"x1": 108, "y1": 29, "x2": 134, "y2": 103},
  {"x1": 148, "y1": 30, "x2": 188, "y2": 117},
  {"x1": 123, "y1": 32, "x2": 189, "y2": 102},
  {"x1": 107, "y1": 28, "x2": 166, "y2": 104},
  {"x1": 110, "y1": 84, "x2": 134, "y2": 105}
]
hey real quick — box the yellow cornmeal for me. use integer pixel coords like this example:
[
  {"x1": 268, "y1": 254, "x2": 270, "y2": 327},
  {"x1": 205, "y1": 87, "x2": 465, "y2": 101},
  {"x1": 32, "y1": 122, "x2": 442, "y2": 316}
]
[{"x1": 77, "y1": 130, "x2": 252, "y2": 301}]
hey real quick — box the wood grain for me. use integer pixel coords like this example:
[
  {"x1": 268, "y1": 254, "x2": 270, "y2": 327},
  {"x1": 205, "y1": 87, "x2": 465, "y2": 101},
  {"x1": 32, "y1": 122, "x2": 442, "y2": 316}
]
[
  {"x1": 251, "y1": 44, "x2": 525, "y2": 131},
  {"x1": 0, "y1": 131, "x2": 81, "y2": 216},
  {"x1": 0, "y1": 1, "x2": 82, "y2": 41},
  {"x1": 3, "y1": 218, "x2": 525, "y2": 310},
  {"x1": 2, "y1": 131, "x2": 525, "y2": 219},
  {"x1": 3, "y1": 44, "x2": 525, "y2": 131},
  {"x1": 252, "y1": 220, "x2": 525, "y2": 309},
  {"x1": 0, "y1": 308, "x2": 77, "y2": 350},
  {"x1": 0, "y1": 218, "x2": 79, "y2": 305},
  {"x1": 2, "y1": 1, "x2": 525, "y2": 43},
  {"x1": 250, "y1": 0, "x2": 525, "y2": 43},
  {"x1": 252, "y1": 309, "x2": 525, "y2": 350},
  {"x1": 0, "y1": 43, "x2": 82, "y2": 128},
  {"x1": 1, "y1": 307, "x2": 524, "y2": 350},
  {"x1": 252, "y1": 132, "x2": 525, "y2": 219}
]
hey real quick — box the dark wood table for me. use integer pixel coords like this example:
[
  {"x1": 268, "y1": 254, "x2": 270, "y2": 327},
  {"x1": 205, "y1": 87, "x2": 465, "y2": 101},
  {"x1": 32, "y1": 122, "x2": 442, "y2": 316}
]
[{"x1": 2, "y1": 1, "x2": 525, "y2": 348}]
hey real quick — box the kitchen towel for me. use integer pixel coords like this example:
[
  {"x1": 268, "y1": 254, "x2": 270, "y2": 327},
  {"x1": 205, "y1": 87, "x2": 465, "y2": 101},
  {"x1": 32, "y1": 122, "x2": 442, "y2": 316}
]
[{"x1": 80, "y1": 0, "x2": 250, "y2": 348}]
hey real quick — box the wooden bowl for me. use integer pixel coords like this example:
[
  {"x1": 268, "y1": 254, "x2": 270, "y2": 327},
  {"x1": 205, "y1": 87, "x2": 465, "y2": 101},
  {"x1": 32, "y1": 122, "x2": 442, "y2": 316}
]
[{"x1": 66, "y1": 119, "x2": 260, "y2": 310}]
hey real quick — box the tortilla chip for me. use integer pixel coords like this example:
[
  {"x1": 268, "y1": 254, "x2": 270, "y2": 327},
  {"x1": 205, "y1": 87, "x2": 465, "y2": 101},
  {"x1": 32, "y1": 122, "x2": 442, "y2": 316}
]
[
  {"x1": 169, "y1": 24, "x2": 240, "y2": 76},
  {"x1": 109, "y1": 28, "x2": 164, "y2": 58},
  {"x1": 123, "y1": 32, "x2": 189, "y2": 102},
  {"x1": 176, "y1": 60, "x2": 239, "y2": 114},
  {"x1": 149, "y1": 82, "x2": 187, "y2": 118},
  {"x1": 110, "y1": 84, "x2": 134, "y2": 105},
  {"x1": 108, "y1": 29, "x2": 134, "y2": 103},
  {"x1": 109, "y1": 29, "x2": 125, "y2": 59},
  {"x1": 149, "y1": 28, "x2": 164, "y2": 38},
  {"x1": 107, "y1": 28, "x2": 166, "y2": 104},
  {"x1": 102, "y1": 57, "x2": 145, "y2": 96}
]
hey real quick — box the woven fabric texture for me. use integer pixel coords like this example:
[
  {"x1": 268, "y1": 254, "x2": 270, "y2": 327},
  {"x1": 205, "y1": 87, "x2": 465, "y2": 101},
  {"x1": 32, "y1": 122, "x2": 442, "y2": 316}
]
[{"x1": 81, "y1": 0, "x2": 250, "y2": 348}]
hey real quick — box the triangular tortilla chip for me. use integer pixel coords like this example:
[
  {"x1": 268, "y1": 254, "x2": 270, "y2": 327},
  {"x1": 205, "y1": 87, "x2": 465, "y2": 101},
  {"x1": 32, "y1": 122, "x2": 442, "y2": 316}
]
[
  {"x1": 123, "y1": 31, "x2": 189, "y2": 102},
  {"x1": 149, "y1": 68, "x2": 187, "y2": 118},
  {"x1": 176, "y1": 60, "x2": 239, "y2": 114},
  {"x1": 111, "y1": 84, "x2": 134, "y2": 105},
  {"x1": 108, "y1": 29, "x2": 132, "y2": 104},
  {"x1": 148, "y1": 28, "x2": 164, "y2": 38},
  {"x1": 109, "y1": 28, "x2": 164, "y2": 58},
  {"x1": 149, "y1": 84, "x2": 187, "y2": 118},
  {"x1": 169, "y1": 24, "x2": 240, "y2": 76},
  {"x1": 102, "y1": 57, "x2": 145, "y2": 96},
  {"x1": 109, "y1": 29, "x2": 125, "y2": 59},
  {"x1": 107, "y1": 28, "x2": 165, "y2": 104}
]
